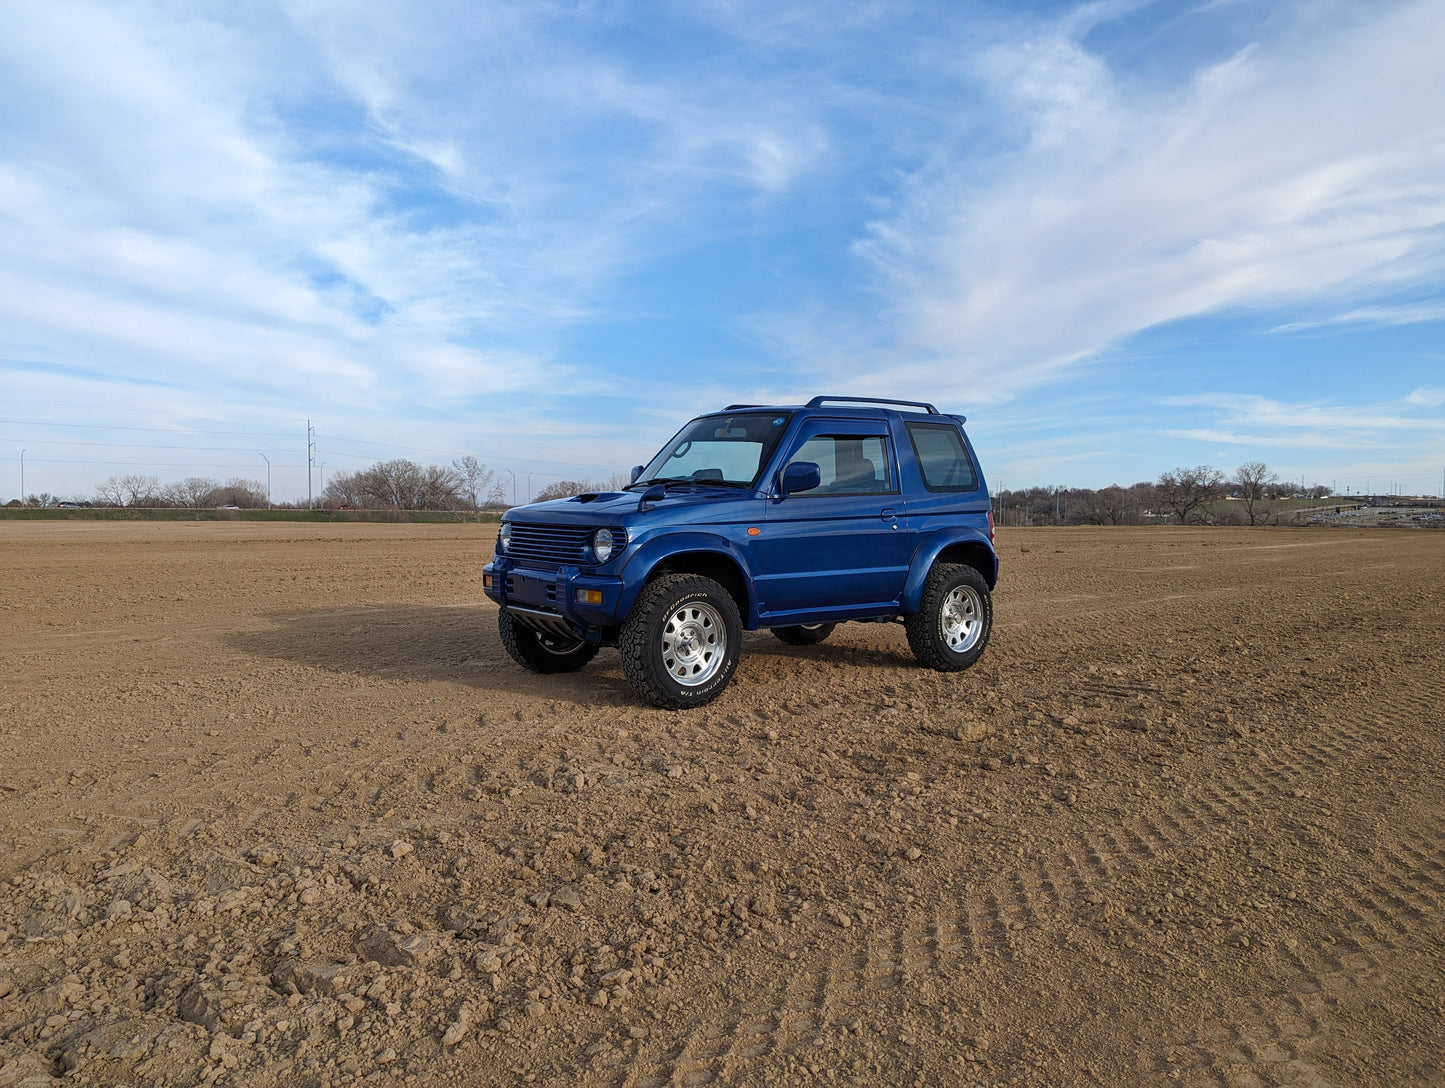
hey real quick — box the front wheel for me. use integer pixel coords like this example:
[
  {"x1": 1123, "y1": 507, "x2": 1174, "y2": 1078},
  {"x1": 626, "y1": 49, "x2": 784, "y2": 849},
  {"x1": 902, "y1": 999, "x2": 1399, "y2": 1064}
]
[
  {"x1": 904, "y1": 563, "x2": 992, "y2": 672},
  {"x1": 771, "y1": 623, "x2": 836, "y2": 646},
  {"x1": 619, "y1": 574, "x2": 742, "y2": 709},
  {"x1": 497, "y1": 609, "x2": 599, "y2": 674}
]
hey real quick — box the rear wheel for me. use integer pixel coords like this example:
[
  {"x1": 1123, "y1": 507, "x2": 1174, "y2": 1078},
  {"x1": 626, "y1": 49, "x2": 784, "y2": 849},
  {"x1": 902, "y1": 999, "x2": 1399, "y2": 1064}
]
[
  {"x1": 904, "y1": 563, "x2": 992, "y2": 671},
  {"x1": 770, "y1": 623, "x2": 836, "y2": 646},
  {"x1": 497, "y1": 609, "x2": 599, "y2": 674},
  {"x1": 619, "y1": 574, "x2": 742, "y2": 709}
]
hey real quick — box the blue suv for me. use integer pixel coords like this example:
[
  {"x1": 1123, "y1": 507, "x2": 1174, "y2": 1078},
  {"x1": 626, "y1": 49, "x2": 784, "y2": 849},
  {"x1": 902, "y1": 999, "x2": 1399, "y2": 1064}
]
[{"x1": 483, "y1": 396, "x2": 996, "y2": 709}]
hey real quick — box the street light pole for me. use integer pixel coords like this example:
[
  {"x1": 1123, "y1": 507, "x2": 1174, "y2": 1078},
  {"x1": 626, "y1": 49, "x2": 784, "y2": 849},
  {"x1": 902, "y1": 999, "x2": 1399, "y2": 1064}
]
[{"x1": 259, "y1": 453, "x2": 270, "y2": 509}]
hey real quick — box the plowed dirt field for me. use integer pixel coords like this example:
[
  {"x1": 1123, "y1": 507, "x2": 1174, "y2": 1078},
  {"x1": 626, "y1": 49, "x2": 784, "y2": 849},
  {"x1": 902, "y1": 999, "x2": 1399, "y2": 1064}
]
[{"x1": 1, "y1": 522, "x2": 1442, "y2": 1088}]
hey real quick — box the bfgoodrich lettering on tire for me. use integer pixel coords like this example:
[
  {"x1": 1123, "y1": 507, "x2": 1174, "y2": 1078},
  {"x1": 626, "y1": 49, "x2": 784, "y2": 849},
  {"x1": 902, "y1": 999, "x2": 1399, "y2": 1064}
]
[
  {"x1": 497, "y1": 609, "x2": 600, "y2": 674},
  {"x1": 904, "y1": 563, "x2": 992, "y2": 672},
  {"x1": 619, "y1": 574, "x2": 742, "y2": 709}
]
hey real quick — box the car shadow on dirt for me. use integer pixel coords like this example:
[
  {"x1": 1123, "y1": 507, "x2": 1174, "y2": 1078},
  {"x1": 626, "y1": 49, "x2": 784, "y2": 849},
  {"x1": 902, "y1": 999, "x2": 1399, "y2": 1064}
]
[{"x1": 224, "y1": 604, "x2": 918, "y2": 710}]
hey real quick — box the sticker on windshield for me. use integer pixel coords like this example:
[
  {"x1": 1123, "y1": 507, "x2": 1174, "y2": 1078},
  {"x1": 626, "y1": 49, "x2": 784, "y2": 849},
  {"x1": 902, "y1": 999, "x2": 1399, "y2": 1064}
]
[{"x1": 773, "y1": 417, "x2": 785, "y2": 426}]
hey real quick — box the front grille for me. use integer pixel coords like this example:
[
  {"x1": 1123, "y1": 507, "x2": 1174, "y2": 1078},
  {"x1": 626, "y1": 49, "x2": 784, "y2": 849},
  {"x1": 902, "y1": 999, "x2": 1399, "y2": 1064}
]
[{"x1": 506, "y1": 523, "x2": 592, "y2": 568}]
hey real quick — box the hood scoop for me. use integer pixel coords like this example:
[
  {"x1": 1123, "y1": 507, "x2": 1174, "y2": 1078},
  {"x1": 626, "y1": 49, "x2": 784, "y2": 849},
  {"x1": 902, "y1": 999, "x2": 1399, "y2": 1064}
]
[{"x1": 569, "y1": 492, "x2": 626, "y2": 503}]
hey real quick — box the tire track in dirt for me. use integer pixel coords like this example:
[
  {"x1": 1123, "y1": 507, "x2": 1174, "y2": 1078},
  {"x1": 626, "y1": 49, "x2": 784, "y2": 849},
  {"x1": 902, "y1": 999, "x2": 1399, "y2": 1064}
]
[
  {"x1": 600, "y1": 683, "x2": 1444, "y2": 1088},
  {"x1": 1143, "y1": 679, "x2": 1445, "y2": 1088}
]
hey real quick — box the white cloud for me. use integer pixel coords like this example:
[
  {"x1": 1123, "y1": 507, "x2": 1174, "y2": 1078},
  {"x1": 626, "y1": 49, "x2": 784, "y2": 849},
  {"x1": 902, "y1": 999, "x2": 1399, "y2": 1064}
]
[
  {"x1": 1163, "y1": 392, "x2": 1445, "y2": 434},
  {"x1": 839, "y1": 0, "x2": 1445, "y2": 402},
  {"x1": 1161, "y1": 428, "x2": 1385, "y2": 450},
  {"x1": 1406, "y1": 386, "x2": 1445, "y2": 408},
  {"x1": 1271, "y1": 302, "x2": 1445, "y2": 332}
]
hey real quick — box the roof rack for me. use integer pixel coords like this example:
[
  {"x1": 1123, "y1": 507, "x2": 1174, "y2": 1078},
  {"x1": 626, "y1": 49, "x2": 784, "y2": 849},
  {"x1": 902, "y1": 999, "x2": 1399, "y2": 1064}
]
[{"x1": 805, "y1": 395, "x2": 939, "y2": 414}]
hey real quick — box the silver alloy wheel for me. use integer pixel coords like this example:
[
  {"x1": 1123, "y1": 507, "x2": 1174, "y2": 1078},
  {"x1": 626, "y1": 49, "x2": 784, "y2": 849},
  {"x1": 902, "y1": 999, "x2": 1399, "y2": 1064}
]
[
  {"x1": 661, "y1": 600, "x2": 727, "y2": 686},
  {"x1": 940, "y1": 583, "x2": 984, "y2": 653}
]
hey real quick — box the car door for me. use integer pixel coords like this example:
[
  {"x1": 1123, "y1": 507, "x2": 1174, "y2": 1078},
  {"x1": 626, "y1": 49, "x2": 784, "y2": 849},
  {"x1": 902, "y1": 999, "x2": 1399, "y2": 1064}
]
[{"x1": 755, "y1": 420, "x2": 913, "y2": 621}]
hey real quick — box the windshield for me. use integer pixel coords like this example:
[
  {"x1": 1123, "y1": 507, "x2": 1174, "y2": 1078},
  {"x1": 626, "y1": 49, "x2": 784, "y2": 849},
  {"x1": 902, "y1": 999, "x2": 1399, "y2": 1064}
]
[{"x1": 634, "y1": 412, "x2": 793, "y2": 490}]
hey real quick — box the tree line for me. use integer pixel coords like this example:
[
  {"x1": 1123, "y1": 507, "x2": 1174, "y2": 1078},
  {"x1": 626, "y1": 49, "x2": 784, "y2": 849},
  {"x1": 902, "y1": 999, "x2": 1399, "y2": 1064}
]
[
  {"x1": 997, "y1": 462, "x2": 1336, "y2": 527},
  {"x1": 11, "y1": 457, "x2": 1338, "y2": 522},
  {"x1": 11, "y1": 475, "x2": 270, "y2": 509},
  {"x1": 9, "y1": 456, "x2": 510, "y2": 511}
]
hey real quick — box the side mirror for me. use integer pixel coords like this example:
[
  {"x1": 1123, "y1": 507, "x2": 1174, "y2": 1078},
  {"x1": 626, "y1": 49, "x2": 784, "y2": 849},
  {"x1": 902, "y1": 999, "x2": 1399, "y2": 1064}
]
[
  {"x1": 637, "y1": 482, "x2": 667, "y2": 512},
  {"x1": 629, "y1": 465, "x2": 644, "y2": 484},
  {"x1": 779, "y1": 461, "x2": 821, "y2": 496}
]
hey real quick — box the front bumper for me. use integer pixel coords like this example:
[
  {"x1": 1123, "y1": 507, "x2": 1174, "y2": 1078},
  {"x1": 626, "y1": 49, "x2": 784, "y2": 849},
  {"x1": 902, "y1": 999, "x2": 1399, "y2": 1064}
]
[{"x1": 483, "y1": 560, "x2": 624, "y2": 640}]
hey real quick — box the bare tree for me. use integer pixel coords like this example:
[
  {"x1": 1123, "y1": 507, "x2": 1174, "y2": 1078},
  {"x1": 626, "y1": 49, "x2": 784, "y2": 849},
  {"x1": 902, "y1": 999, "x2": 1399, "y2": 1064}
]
[
  {"x1": 94, "y1": 476, "x2": 127, "y2": 507},
  {"x1": 162, "y1": 477, "x2": 221, "y2": 508},
  {"x1": 323, "y1": 471, "x2": 366, "y2": 508},
  {"x1": 321, "y1": 459, "x2": 464, "y2": 510},
  {"x1": 534, "y1": 479, "x2": 591, "y2": 502},
  {"x1": 204, "y1": 478, "x2": 267, "y2": 508},
  {"x1": 123, "y1": 474, "x2": 161, "y2": 506},
  {"x1": 452, "y1": 455, "x2": 505, "y2": 510},
  {"x1": 1072, "y1": 484, "x2": 1138, "y2": 525},
  {"x1": 95, "y1": 474, "x2": 160, "y2": 506},
  {"x1": 1156, "y1": 466, "x2": 1226, "y2": 524},
  {"x1": 1235, "y1": 461, "x2": 1278, "y2": 526}
]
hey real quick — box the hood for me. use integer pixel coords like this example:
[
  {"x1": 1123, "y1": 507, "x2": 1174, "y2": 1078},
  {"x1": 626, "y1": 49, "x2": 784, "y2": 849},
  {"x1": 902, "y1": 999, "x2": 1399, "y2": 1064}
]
[{"x1": 503, "y1": 487, "x2": 757, "y2": 527}]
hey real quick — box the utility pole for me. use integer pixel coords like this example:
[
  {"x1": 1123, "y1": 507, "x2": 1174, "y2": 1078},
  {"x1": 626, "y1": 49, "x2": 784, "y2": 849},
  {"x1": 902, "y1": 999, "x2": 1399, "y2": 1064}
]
[
  {"x1": 502, "y1": 468, "x2": 517, "y2": 507},
  {"x1": 306, "y1": 421, "x2": 316, "y2": 509},
  {"x1": 19, "y1": 449, "x2": 25, "y2": 504},
  {"x1": 259, "y1": 453, "x2": 270, "y2": 509}
]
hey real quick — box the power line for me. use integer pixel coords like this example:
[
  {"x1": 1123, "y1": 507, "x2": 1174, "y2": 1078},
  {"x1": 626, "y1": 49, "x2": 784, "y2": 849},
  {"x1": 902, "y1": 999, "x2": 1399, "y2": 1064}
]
[
  {"x1": 1, "y1": 438, "x2": 299, "y2": 453},
  {"x1": 0, "y1": 417, "x2": 298, "y2": 438},
  {"x1": 1, "y1": 455, "x2": 300, "y2": 469}
]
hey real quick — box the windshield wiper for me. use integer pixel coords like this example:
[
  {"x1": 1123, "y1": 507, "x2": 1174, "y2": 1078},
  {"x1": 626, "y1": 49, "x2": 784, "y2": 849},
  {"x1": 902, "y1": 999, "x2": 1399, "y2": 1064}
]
[{"x1": 627, "y1": 476, "x2": 755, "y2": 491}]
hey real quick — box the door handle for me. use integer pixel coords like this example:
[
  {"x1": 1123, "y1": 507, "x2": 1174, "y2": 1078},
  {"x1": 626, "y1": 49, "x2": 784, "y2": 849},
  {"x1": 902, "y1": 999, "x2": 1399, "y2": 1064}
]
[{"x1": 880, "y1": 507, "x2": 899, "y2": 523}]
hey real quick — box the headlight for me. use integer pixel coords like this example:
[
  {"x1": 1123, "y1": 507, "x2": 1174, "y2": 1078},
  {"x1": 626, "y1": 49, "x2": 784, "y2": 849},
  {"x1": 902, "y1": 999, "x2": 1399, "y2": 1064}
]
[
  {"x1": 593, "y1": 527, "x2": 621, "y2": 563},
  {"x1": 498, "y1": 524, "x2": 512, "y2": 554}
]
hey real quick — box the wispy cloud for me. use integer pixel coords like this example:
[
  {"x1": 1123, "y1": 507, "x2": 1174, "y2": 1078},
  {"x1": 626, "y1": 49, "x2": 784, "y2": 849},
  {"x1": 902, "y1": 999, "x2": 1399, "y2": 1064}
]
[
  {"x1": 1161, "y1": 428, "x2": 1386, "y2": 451},
  {"x1": 1270, "y1": 302, "x2": 1445, "y2": 332},
  {"x1": 1163, "y1": 392, "x2": 1445, "y2": 434},
  {"x1": 1406, "y1": 386, "x2": 1445, "y2": 408},
  {"x1": 835, "y1": 0, "x2": 1445, "y2": 401}
]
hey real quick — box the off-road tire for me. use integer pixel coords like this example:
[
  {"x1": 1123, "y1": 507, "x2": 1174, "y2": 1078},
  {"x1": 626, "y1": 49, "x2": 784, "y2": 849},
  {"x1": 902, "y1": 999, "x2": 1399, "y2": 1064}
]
[
  {"x1": 770, "y1": 623, "x2": 837, "y2": 646},
  {"x1": 619, "y1": 574, "x2": 742, "y2": 709},
  {"x1": 904, "y1": 563, "x2": 992, "y2": 672},
  {"x1": 497, "y1": 609, "x2": 599, "y2": 674}
]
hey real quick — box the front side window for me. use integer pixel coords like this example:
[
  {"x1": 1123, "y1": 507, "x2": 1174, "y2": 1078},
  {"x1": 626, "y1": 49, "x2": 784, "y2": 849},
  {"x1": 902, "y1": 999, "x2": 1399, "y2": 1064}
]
[
  {"x1": 636, "y1": 413, "x2": 792, "y2": 488},
  {"x1": 906, "y1": 423, "x2": 979, "y2": 492},
  {"x1": 787, "y1": 434, "x2": 895, "y2": 494}
]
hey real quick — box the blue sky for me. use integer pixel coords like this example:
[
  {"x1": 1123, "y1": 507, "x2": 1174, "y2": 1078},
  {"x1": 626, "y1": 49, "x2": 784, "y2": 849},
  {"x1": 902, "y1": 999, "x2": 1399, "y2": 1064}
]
[{"x1": 2, "y1": 0, "x2": 1443, "y2": 503}]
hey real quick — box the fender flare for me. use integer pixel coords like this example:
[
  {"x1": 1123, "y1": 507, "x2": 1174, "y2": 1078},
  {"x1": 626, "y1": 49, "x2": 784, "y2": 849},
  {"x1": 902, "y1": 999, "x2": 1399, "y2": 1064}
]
[
  {"x1": 617, "y1": 533, "x2": 758, "y2": 627},
  {"x1": 901, "y1": 529, "x2": 998, "y2": 613}
]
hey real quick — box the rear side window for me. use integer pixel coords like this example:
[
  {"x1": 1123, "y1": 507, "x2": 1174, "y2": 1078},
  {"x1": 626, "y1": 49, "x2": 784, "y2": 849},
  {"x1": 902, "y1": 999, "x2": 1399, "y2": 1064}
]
[
  {"x1": 906, "y1": 423, "x2": 979, "y2": 492},
  {"x1": 788, "y1": 435, "x2": 895, "y2": 494}
]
